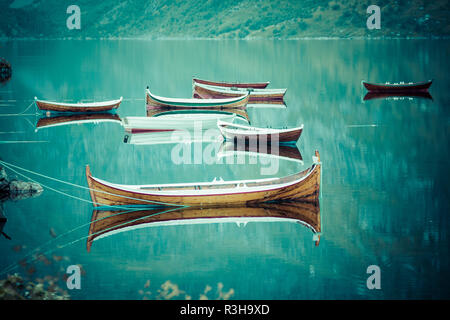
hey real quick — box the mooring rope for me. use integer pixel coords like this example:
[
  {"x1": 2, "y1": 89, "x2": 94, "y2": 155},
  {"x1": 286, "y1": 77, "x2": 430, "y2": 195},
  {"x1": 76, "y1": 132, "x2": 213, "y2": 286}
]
[
  {"x1": 0, "y1": 206, "x2": 184, "y2": 276},
  {"x1": 0, "y1": 159, "x2": 188, "y2": 208},
  {"x1": 0, "y1": 101, "x2": 37, "y2": 117}
]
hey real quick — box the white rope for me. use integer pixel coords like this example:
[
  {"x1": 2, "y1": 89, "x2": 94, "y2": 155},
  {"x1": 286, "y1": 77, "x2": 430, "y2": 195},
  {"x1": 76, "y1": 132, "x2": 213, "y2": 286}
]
[
  {"x1": 0, "y1": 101, "x2": 37, "y2": 116},
  {"x1": 0, "y1": 206, "x2": 183, "y2": 276},
  {"x1": 0, "y1": 160, "x2": 187, "y2": 208}
]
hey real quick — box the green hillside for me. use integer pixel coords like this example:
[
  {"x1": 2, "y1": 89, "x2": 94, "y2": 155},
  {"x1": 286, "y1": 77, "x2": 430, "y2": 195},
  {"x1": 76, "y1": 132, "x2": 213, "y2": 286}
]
[{"x1": 1, "y1": 0, "x2": 449, "y2": 39}]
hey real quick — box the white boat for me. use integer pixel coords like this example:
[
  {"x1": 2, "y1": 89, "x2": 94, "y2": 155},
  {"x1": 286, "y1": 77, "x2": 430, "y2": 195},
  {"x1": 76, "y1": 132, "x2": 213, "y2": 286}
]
[
  {"x1": 217, "y1": 120, "x2": 303, "y2": 144},
  {"x1": 122, "y1": 110, "x2": 245, "y2": 133}
]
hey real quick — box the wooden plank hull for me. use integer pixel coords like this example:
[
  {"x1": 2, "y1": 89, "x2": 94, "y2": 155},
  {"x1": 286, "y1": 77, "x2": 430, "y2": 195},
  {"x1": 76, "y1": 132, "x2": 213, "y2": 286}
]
[
  {"x1": 35, "y1": 97, "x2": 122, "y2": 113},
  {"x1": 193, "y1": 83, "x2": 286, "y2": 102},
  {"x1": 146, "y1": 89, "x2": 249, "y2": 110},
  {"x1": 218, "y1": 122, "x2": 303, "y2": 144},
  {"x1": 85, "y1": 151, "x2": 321, "y2": 208},
  {"x1": 193, "y1": 78, "x2": 269, "y2": 89},
  {"x1": 362, "y1": 80, "x2": 432, "y2": 93},
  {"x1": 87, "y1": 201, "x2": 320, "y2": 251}
]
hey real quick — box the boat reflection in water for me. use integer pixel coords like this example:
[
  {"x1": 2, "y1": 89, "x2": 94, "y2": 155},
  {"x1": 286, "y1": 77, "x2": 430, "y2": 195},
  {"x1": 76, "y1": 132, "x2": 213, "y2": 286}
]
[
  {"x1": 146, "y1": 107, "x2": 250, "y2": 123},
  {"x1": 124, "y1": 108, "x2": 249, "y2": 145},
  {"x1": 123, "y1": 130, "x2": 222, "y2": 145},
  {"x1": 363, "y1": 91, "x2": 433, "y2": 101},
  {"x1": 217, "y1": 141, "x2": 303, "y2": 164},
  {"x1": 35, "y1": 113, "x2": 122, "y2": 131},
  {"x1": 124, "y1": 110, "x2": 246, "y2": 134},
  {"x1": 86, "y1": 201, "x2": 321, "y2": 252}
]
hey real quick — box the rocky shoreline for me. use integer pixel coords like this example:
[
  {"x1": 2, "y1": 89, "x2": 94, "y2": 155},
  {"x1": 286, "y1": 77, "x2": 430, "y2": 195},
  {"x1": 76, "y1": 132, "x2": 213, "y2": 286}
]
[{"x1": 0, "y1": 165, "x2": 43, "y2": 240}]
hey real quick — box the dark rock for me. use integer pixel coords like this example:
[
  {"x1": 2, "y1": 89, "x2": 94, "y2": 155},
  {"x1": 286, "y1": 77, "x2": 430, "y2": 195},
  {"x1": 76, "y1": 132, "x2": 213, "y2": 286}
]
[
  {"x1": 8, "y1": 180, "x2": 43, "y2": 200},
  {"x1": 0, "y1": 166, "x2": 43, "y2": 201}
]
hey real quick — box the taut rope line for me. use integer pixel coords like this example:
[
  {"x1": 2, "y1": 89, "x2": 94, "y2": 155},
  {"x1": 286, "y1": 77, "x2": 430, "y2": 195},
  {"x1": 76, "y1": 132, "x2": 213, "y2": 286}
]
[
  {"x1": 0, "y1": 160, "x2": 188, "y2": 208},
  {"x1": 0, "y1": 101, "x2": 37, "y2": 116},
  {"x1": 0, "y1": 206, "x2": 183, "y2": 276}
]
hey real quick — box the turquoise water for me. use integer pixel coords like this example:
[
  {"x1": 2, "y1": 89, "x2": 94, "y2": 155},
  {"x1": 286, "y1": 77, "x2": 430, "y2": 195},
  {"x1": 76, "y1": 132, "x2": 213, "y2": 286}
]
[{"x1": 0, "y1": 40, "x2": 449, "y2": 299}]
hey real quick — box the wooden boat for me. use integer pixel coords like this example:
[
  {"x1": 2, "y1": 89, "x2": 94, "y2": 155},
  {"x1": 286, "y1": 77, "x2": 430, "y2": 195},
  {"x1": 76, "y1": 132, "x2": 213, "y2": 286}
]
[
  {"x1": 36, "y1": 113, "x2": 121, "y2": 130},
  {"x1": 122, "y1": 110, "x2": 241, "y2": 134},
  {"x1": 147, "y1": 106, "x2": 250, "y2": 122},
  {"x1": 193, "y1": 78, "x2": 270, "y2": 89},
  {"x1": 217, "y1": 120, "x2": 303, "y2": 144},
  {"x1": 363, "y1": 91, "x2": 433, "y2": 101},
  {"x1": 218, "y1": 141, "x2": 303, "y2": 164},
  {"x1": 34, "y1": 97, "x2": 122, "y2": 113},
  {"x1": 86, "y1": 201, "x2": 321, "y2": 251},
  {"x1": 146, "y1": 88, "x2": 249, "y2": 110},
  {"x1": 193, "y1": 82, "x2": 286, "y2": 103},
  {"x1": 362, "y1": 80, "x2": 432, "y2": 93},
  {"x1": 85, "y1": 151, "x2": 321, "y2": 207}
]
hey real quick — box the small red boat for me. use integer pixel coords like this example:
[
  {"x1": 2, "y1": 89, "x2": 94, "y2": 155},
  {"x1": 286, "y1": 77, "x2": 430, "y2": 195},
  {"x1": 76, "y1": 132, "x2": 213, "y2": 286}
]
[{"x1": 362, "y1": 80, "x2": 432, "y2": 93}]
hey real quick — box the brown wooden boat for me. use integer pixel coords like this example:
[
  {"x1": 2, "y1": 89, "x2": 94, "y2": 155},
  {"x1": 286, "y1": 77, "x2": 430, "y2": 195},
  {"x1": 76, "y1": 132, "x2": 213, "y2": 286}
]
[
  {"x1": 35, "y1": 97, "x2": 122, "y2": 113},
  {"x1": 193, "y1": 82, "x2": 286, "y2": 103},
  {"x1": 146, "y1": 88, "x2": 249, "y2": 110},
  {"x1": 85, "y1": 151, "x2": 321, "y2": 208},
  {"x1": 218, "y1": 120, "x2": 303, "y2": 144},
  {"x1": 363, "y1": 91, "x2": 433, "y2": 101},
  {"x1": 362, "y1": 80, "x2": 432, "y2": 93},
  {"x1": 86, "y1": 201, "x2": 321, "y2": 251},
  {"x1": 36, "y1": 113, "x2": 121, "y2": 130},
  {"x1": 193, "y1": 78, "x2": 270, "y2": 89}
]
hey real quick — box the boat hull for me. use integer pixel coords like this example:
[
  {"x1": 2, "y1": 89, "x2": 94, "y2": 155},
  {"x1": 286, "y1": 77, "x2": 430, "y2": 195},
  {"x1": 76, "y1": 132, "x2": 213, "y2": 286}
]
[
  {"x1": 362, "y1": 80, "x2": 432, "y2": 93},
  {"x1": 35, "y1": 98, "x2": 122, "y2": 113},
  {"x1": 193, "y1": 83, "x2": 286, "y2": 102},
  {"x1": 146, "y1": 89, "x2": 249, "y2": 110},
  {"x1": 85, "y1": 152, "x2": 321, "y2": 208},
  {"x1": 218, "y1": 122, "x2": 303, "y2": 144},
  {"x1": 193, "y1": 78, "x2": 269, "y2": 89}
]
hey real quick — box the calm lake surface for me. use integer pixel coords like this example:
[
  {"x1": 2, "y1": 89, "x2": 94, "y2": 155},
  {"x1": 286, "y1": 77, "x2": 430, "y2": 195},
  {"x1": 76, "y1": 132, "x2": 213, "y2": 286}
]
[{"x1": 0, "y1": 40, "x2": 449, "y2": 299}]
